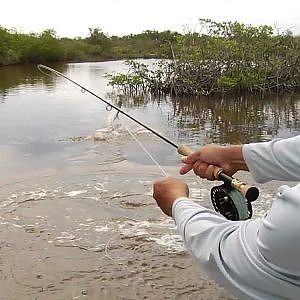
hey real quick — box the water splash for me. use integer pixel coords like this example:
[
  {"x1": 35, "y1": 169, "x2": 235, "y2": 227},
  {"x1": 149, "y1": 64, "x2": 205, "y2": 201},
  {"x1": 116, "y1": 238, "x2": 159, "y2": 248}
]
[
  {"x1": 62, "y1": 111, "x2": 152, "y2": 143},
  {"x1": 93, "y1": 111, "x2": 151, "y2": 141}
]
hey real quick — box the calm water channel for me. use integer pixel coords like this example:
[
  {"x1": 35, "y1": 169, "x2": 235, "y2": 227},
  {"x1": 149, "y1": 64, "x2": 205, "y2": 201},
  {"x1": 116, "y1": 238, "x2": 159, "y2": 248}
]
[{"x1": 0, "y1": 60, "x2": 300, "y2": 182}]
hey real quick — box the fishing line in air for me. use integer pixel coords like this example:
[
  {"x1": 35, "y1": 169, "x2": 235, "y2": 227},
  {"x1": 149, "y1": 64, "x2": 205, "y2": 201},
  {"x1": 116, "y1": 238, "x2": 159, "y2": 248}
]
[
  {"x1": 108, "y1": 110, "x2": 167, "y2": 176},
  {"x1": 124, "y1": 125, "x2": 168, "y2": 177}
]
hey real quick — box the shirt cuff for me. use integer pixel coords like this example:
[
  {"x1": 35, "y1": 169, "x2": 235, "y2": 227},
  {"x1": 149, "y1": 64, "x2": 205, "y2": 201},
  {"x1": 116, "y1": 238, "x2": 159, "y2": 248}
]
[
  {"x1": 171, "y1": 197, "x2": 190, "y2": 219},
  {"x1": 243, "y1": 143, "x2": 270, "y2": 183}
]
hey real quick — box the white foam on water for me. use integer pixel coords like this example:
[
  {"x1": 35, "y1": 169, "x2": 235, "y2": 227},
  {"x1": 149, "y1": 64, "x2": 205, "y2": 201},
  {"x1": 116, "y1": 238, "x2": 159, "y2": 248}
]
[
  {"x1": 92, "y1": 109, "x2": 153, "y2": 142},
  {"x1": 21, "y1": 190, "x2": 47, "y2": 200},
  {"x1": 0, "y1": 221, "x2": 23, "y2": 228},
  {"x1": 144, "y1": 190, "x2": 153, "y2": 196},
  {"x1": 150, "y1": 234, "x2": 184, "y2": 252},
  {"x1": 190, "y1": 187, "x2": 210, "y2": 201},
  {"x1": 83, "y1": 196, "x2": 100, "y2": 201},
  {"x1": 94, "y1": 186, "x2": 108, "y2": 192},
  {"x1": 68, "y1": 111, "x2": 129, "y2": 142},
  {"x1": 56, "y1": 232, "x2": 76, "y2": 240},
  {"x1": 93, "y1": 113, "x2": 126, "y2": 141},
  {"x1": 0, "y1": 199, "x2": 16, "y2": 209},
  {"x1": 138, "y1": 180, "x2": 152, "y2": 185},
  {"x1": 134, "y1": 128, "x2": 151, "y2": 135},
  {"x1": 94, "y1": 224, "x2": 111, "y2": 232},
  {"x1": 118, "y1": 221, "x2": 149, "y2": 237},
  {"x1": 65, "y1": 190, "x2": 87, "y2": 197},
  {"x1": 79, "y1": 223, "x2": 90, "y2": 227},
  {"x1": 116, "y1": 218, "x2": 184, "y2": 252},
  {"x1": 1, "y1": 190, "x2": 48, "y2": 209}
]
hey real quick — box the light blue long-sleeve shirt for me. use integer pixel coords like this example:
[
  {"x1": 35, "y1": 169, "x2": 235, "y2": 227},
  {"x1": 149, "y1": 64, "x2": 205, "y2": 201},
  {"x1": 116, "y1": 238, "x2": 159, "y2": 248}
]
[{"x1": 173, "y1": 135, "x2": 300, "y2": 300}]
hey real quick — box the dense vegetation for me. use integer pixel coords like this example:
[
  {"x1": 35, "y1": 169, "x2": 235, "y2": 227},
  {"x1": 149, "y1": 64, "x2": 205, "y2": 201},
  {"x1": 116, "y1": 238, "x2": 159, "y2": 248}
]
[
  {"x1": 1, "y1": 19, "x2": 300, "y2": 95},
  {"x1": 108, "y1": 20, "x2": 300, "y2": 95},
  {"x1": 0, "y1": 26, "x2": 179, "y2": 65}
]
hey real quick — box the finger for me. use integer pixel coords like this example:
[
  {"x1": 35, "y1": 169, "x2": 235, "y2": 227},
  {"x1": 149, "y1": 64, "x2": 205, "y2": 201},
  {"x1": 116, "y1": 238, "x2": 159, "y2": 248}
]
[
  {"x1": 193, "y1": 161, "x2": 208, "y2": 178},
  {"x1": 183, "y1": 150, "x2": 202, "y2": 164},
  {"x1": 204, "y1": 164, "x2": 216, "y2": 181},
  {"x1": 181, "y1": 156, "x2": 188, "y2": 163},
  {"x1": 179, "y1": 163, "x2": 193, "y2": 175}
]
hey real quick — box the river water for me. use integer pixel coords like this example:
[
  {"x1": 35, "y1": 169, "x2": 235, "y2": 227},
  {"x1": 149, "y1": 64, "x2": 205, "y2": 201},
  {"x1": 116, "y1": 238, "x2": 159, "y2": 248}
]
[
  {"x1": 1, "y1": 61, "x2": 300, "y2": 181},
  {"x1": 0, "y1": 61, "x2": 299, "y2": 299}
]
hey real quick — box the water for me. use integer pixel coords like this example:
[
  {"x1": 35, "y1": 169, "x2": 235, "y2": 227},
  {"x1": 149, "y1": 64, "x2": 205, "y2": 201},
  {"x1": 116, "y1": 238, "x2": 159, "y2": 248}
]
[
  {"x1": 0, "y1": 61, "x2": 299, "y2": 299},
  {"x1": 1, "y1": 61, "x2": 299, "y2": 182},
  {"x1": 1, "y1": 61, "x2": 299, "y2": 222}
]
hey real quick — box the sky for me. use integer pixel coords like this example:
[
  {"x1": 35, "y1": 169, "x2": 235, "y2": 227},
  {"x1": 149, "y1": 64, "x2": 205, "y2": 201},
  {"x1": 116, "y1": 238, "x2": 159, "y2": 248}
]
[{"x1": 1, "y1": 0, "x2": 300, "y2": 37}]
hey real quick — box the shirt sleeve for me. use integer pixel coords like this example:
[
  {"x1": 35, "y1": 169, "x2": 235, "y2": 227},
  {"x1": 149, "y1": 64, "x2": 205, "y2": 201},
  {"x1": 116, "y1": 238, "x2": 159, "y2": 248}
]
[
  {"x1": 171, "y1": 198, "x2": 256, "y2": 298},
  {"x1": 172, "y1": 195, "x2": 300, "y2": 299},
  {"x1": 172, "y1": 198, "x2": 241, "y2": 270},
  {"x1": 243, "y1": 135, "x2": 300, "y2": 183},
  {"x1": 256, "y1": 182, "x2": 300, "y2": 273}
]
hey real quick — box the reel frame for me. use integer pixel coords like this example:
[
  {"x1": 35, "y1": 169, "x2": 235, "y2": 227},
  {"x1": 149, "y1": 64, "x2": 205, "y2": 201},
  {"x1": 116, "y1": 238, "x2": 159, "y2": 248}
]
[{"x1": 211, "y1": 184, "x2": 253, "y2": 221}]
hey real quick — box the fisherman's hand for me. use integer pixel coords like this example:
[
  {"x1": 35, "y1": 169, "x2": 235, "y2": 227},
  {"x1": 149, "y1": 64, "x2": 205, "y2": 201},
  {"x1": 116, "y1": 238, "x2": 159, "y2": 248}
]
[
  {"x1": 179, "y1": 144, "x2": 248, "y2": 180},
  {"x1": 153, "y1": 177, "x2": 189, "y2": 217}
]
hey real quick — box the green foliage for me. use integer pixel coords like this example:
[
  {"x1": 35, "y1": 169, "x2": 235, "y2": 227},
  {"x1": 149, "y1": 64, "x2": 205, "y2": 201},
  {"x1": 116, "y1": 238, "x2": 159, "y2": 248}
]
[
  {"x1": 107, "y1": 59, "x2": 179, "y2": 96},
  {"x1": 108, "y1": 20, "x2": 300, "y2": 95},
  {"x1": 0, "y1": 26, "x2": 180, "y2": 65},
  {"x1": 110, "y1": 30, "x2": 182, "y2": 59},
  {"x1": 86, "y1": 27, "x2": 112, "y2": 58},
  {"x1": 106, "y1": 60, "x2": 149, "y2": 94},
  {"x1": 0, "y1": 27, "x2": 66, "y2": 64}
]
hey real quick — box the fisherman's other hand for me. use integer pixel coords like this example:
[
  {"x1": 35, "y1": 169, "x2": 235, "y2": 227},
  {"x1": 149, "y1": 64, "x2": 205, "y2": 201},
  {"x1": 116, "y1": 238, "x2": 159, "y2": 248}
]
[
  {"x1": 179, "y1": 144, "x2": 245, "y2": 180},
  {"x1": 153, "y1": 177, "x2": 189, "y2": 217}
]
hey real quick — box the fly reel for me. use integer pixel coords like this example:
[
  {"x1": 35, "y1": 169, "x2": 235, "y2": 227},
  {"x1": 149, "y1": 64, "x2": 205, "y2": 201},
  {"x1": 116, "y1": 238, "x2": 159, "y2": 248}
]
[{"x1": 211, "y1": 184, "x2": 253, "y2": 221}]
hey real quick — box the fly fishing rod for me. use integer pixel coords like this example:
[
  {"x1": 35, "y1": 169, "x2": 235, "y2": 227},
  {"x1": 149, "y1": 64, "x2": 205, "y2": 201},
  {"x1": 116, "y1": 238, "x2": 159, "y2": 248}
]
[{"x1": 38, "y1": 64, "x2": 259, "y2": 221}]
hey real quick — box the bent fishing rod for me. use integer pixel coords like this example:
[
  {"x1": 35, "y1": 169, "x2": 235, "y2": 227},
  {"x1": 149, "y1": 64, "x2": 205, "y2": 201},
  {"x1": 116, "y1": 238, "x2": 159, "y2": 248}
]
[{"x1": 38, "y1": 64, "x2": 259, "y2": 221}]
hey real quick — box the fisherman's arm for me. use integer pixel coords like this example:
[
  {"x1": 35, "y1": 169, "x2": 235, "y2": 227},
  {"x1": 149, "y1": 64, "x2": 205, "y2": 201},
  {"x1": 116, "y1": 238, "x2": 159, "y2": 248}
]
[
  {"x1": 171, "y1": 197, "x2": 238, "y2": 266},
  {"x1": 243, "y1": 135, "x2": 300, "y2": 183},
  {"x1": 153, "y1": 177, "x2": 239, "y2": 268}
]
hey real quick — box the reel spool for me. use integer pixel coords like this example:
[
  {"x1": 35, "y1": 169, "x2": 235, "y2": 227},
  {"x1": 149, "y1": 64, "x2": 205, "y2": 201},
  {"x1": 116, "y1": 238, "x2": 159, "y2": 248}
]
[{"x1": 211, "y1": 184, "x2": 253, "y2": 221}]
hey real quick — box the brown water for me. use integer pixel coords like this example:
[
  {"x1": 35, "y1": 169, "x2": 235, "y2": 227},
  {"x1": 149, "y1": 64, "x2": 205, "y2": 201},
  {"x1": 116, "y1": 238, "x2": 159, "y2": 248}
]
[{"x1": 0, "y1": 61, "x2": 299, "y2": 299}]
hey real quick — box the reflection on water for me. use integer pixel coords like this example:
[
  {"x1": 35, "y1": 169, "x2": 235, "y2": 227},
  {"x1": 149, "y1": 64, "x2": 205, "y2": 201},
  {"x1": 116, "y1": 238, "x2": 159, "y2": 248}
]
[
  {"x1": 106, "y1": 91, "x2": 169, "y2": 109},
  {"x1": 169, "y1": 95, "x2": 300, "y2": 144},
  {"x1": 0, "y1": 64, "x2": 68, "y2": 100},
  {"x1": 106, "y1": 89, "x2": 300, "y2": 145},
  {"x1": 0, "y1": 61, "x2": 300, "y2": 180}
]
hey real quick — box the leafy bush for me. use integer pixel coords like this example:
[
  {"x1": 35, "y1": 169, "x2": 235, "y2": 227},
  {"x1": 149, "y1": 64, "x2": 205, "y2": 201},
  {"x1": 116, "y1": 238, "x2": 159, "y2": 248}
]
[{"x1": 108, "y1": 20, "x2": 300, "y2": 95}]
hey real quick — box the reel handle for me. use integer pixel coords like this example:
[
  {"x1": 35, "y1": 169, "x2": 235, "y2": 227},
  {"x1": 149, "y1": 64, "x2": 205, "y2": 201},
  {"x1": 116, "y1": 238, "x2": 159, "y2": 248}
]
[{"x1": 178, "y1": 144, "x2": 259, "y2": 202}]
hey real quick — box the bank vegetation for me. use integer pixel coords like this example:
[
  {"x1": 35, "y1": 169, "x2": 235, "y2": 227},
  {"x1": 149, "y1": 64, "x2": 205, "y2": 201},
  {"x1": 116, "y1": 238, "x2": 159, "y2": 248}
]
[
  {"x1": 108, "y1": 20, "x2": 300, "y2": 95},
  {"x1": 0, "y1": 26, "x2": 179, "y2": 65},
  {"x1": 1, "y1": 19, "x2": 300, "y2": 95}
]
